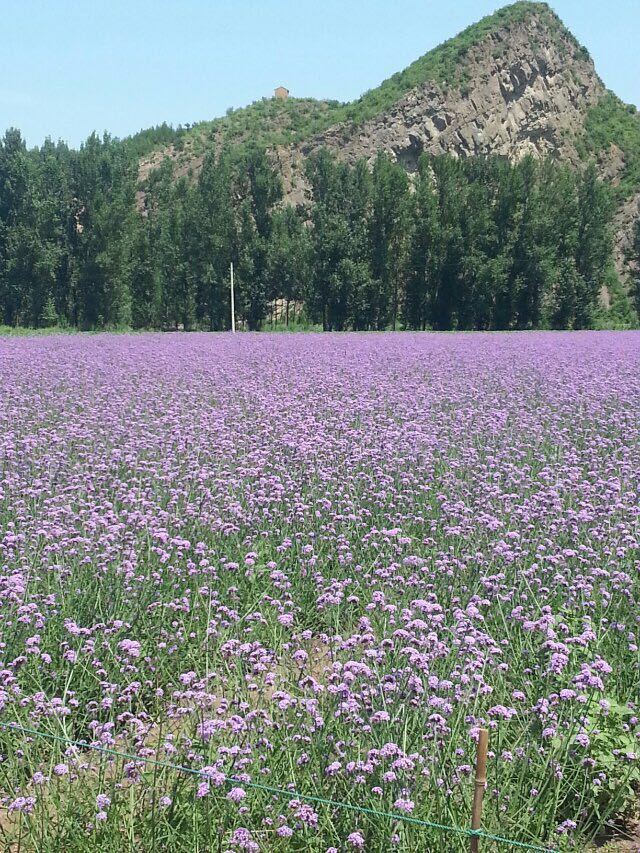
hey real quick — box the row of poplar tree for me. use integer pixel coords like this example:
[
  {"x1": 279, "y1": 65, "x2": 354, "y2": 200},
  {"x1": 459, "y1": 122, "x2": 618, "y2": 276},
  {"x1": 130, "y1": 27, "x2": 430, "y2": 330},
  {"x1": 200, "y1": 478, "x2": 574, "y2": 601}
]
[{"x1": 0, "y1": 126, "x2": 629, "y2": 331}]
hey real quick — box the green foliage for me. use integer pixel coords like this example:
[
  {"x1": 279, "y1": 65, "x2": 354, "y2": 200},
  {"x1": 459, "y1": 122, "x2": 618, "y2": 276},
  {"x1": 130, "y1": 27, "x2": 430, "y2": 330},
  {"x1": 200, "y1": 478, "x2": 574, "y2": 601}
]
[
  {"x1": 121, "y1": 122, "x2": 187, "y2": 159},
  {"x1": 583, "y1": 699, "x2": 640, "y2": 823},
  {"x1": 597, "y1": 277, "x2": 639, "y2": 329},
  {"x1": 173, "y1": 97, "x2": 342, "y2": 163},
  {"x1": 369, "y1": 153, "x2": 411, "y2": 329},
  {"x1": 41, "y1": 294, "x2": 59, "y2": 327},
  {"x1": 305, "y1": 152, "x2": 378, "y2": 331},
  {"x1": 400, "y1": 153, "x2": 620, "y2": 332},
  {"x1": 578, "y1": 93, "x2": 640, "y2": 200},
  {"x1": 626, "y1": 207, "x2": 640, "y2": 317},
  {"x1": 266, "y1": 205, "x2": 312, "y2": 322},
  {"x1": 0, "y1": 130, "x2": 629, "y2": 334}
]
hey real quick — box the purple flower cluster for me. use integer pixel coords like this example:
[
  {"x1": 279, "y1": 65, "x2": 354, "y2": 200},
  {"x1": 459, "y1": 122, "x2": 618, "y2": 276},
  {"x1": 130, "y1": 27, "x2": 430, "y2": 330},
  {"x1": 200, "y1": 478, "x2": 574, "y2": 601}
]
[{"x1": 0, "y1": 330, "x2": 639, "y2": 850}]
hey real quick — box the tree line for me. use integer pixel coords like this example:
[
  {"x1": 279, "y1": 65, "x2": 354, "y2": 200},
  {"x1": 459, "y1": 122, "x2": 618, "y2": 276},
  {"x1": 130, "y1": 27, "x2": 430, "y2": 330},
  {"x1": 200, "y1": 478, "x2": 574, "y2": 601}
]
[{"x1": 0, "y1": 127, "x2": 637, "y2": 332}]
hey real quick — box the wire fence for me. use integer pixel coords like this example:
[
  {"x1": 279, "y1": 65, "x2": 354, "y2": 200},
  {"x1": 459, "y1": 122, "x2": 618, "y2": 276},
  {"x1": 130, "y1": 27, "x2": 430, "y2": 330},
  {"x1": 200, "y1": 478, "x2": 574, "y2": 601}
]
[{"x1": 0, "y1": 721, "x2": 559, "y2": 852}]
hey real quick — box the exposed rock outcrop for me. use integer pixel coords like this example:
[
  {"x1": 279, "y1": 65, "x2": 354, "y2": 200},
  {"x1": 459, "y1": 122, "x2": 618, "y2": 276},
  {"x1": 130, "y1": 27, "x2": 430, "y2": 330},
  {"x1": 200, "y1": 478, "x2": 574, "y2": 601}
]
[{"x1": 280, "y1": 15, "x2": 604, "y2": 204}]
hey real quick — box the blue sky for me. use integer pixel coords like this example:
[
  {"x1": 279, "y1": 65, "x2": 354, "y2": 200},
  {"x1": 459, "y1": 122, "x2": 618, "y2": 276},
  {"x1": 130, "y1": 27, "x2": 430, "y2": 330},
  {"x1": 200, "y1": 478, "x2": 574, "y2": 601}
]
[{"x1": 2, "y1": 0, "x2": 638, "y2": 148}]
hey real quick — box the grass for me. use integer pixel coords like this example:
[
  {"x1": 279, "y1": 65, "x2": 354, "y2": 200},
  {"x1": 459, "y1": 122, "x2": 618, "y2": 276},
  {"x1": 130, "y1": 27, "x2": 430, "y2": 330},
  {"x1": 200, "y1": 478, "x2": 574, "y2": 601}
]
[
  {"x1": 2, "y1": 310, "x2": 637, "y2": 338},
  {"x1": 0, "y1": 325, "x2": 138, "y2": 338},
  {"x1": 0, "y1": 324, "x2": 75, "y2": 337}
]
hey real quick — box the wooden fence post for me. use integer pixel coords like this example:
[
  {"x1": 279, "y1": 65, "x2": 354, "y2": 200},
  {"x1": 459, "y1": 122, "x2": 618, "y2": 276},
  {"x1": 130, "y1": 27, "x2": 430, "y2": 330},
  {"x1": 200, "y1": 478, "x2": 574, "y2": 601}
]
[{"x1": 470, "y1": 727, "x2": 489, "y2": 853}]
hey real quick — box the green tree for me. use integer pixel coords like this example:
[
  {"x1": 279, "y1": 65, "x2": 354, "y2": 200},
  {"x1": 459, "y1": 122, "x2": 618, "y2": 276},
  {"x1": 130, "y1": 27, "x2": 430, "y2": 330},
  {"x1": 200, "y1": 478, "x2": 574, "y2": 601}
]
[
  {"x1": 306, "y1": 151, "x2": 373, "y2": 330},
  {"x1": 405, "y1": 155, "x2": 439, "y2": 330},
  {"x1": 630, "y1": 207, "x2": 640, "y2": 316},
  {"x1": 431, "y1": 155, "x2": 465, "y2": 330},
  {"x1": 574, "y1": 162, "x2": 613, "y2": 328},
  {"x1": 74, "y1": 133, "x2": 136, "y2": 327},
  {"x1": 266, "y1": 205, "x2": 312, "y2": 326},
  {"x1": 369, "y1": 153, "x2": 410, "y2": 329},
  {"x1": 129, "y1": 218, "x2": 161, "y2": 329},
  {"x1": 457, "y1": 160, "x2": 499, "y2": 330},
  {"x1": 191, "y1": 149, "x2": 236, "y2": 330},
  {"x1": 235, "y1": 201, "x2": 260, "y2": 329}
]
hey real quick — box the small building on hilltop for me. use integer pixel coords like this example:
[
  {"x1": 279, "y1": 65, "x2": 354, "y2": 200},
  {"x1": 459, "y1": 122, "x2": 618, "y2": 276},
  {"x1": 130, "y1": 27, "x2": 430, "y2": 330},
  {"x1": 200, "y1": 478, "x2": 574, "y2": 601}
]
[{"x1": 274, "y1": 86, "x2": 289, "y2": 100}]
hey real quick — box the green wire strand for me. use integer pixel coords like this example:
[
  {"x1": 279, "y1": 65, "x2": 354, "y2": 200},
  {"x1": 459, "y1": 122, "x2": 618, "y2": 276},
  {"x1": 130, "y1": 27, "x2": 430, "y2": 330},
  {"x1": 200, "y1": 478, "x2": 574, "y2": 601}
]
[{"x1": 0, "y1": 721, "x2": 558, "y2": 852}]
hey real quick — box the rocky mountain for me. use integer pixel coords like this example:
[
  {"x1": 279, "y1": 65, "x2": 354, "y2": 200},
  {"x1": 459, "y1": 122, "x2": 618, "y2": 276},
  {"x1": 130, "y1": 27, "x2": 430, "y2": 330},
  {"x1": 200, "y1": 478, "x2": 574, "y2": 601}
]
[
  {"x1": 137, "y1": 1, "x2": 640, "y2": 281},
  {"x1": 281, "y1": 8, "x2": 600, "y2": 178}
]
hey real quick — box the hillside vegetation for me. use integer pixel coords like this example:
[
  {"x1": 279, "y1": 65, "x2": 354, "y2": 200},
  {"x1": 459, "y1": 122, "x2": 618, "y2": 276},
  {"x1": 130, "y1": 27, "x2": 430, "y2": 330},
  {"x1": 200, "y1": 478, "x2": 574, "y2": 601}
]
[{"x1": 579, "y1": 93, "x2": 640, "y2": 200}]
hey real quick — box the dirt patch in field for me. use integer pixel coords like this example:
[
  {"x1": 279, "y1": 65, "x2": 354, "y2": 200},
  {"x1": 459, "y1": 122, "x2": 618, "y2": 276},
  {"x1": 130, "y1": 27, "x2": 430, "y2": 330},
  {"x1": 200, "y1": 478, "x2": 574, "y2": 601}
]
[{"x1": 594, "y1": 813, "x2": 640, "y2": 852}]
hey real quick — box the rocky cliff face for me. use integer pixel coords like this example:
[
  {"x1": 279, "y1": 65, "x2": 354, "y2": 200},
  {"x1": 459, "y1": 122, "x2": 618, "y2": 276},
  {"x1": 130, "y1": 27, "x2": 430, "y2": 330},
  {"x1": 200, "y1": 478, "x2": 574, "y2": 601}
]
[{"x1": 278, "y1": 14, "x2": 604, "y2": 205}]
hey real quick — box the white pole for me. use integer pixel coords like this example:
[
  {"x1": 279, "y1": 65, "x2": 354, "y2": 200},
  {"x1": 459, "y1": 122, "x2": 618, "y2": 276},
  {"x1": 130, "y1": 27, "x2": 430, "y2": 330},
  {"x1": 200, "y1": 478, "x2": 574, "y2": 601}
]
[{"x1": 230, "y1": 261, "x2": 236, "y2": 333}]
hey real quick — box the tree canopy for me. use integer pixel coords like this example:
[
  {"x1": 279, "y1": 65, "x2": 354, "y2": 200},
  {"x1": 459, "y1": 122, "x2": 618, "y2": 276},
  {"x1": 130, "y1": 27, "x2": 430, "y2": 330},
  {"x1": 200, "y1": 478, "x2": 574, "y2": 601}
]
[{"x1": 0, "y1": 129, "x2": 634, "y2": 332}]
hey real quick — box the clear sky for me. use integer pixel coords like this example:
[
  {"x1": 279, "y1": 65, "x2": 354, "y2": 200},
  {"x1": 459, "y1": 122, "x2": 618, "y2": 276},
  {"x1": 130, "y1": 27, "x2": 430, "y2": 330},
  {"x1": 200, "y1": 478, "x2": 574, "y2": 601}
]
[{"x1": 2, "y1": 0, "x2": 638, "y2": 149}]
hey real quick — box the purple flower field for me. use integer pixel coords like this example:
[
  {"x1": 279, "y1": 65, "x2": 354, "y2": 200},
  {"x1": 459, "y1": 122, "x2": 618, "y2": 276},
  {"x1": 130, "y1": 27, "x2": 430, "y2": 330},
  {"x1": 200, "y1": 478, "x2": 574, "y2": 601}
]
[{"x1": 0, "y1": 331, "x2": 639, "y2": 851}]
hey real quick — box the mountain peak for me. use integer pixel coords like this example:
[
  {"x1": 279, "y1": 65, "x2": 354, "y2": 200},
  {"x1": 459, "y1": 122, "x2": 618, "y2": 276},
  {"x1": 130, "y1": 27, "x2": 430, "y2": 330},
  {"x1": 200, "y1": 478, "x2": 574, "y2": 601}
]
[{"x1": 281, "y1": 1, "x2": 603, "y2": 179}]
